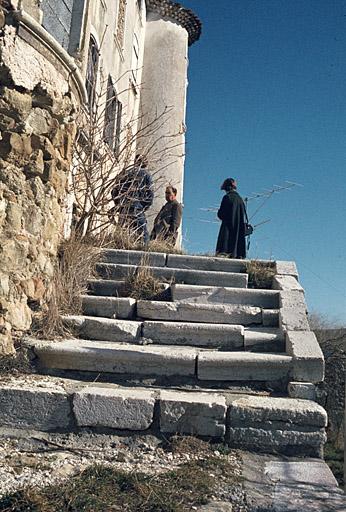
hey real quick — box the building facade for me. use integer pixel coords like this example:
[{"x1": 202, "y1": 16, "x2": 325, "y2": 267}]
[{"x1": 0, "y1": 0, "x2": 201, "y2": 355}]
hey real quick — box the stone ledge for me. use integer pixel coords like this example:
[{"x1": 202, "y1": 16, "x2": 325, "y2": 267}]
[{"x1": 286, "y1": 331, "x2": 325, "y2": 383}]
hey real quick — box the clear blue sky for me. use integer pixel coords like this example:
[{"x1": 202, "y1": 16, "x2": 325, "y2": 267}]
[{"x1": 182, "y1": 0, "x2": 346, "y2": 323}]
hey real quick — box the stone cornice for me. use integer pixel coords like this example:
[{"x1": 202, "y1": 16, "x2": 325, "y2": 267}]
[{"x1": 146, "y1": 0, "x2": 201, "y2": 45}]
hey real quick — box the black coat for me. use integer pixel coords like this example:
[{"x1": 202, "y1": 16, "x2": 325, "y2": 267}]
[{"x1": 216, "y1": 190, "x2": 246, "y2": 258}]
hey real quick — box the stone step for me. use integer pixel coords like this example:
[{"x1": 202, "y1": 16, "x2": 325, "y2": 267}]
[
  {"x1": 88, "y1": 279, "x2": 129, "y2": 297},
  {"x1": 101, "y1": 249, "x2": 166, "y2": 267},
  {"x1": 137, "y1": 300, "x2": 264, "y2": 325},
  {"x1": 33, "y1": 339, "x2": 198, "y2": 377},
  {"x1": 0, "y1": 376, "x2": 327, "y2": 456},
  {"x1": 166, "y1": 254, "x2": 247, "y2": 273},
  {"x1": 172, "y1": 284, "x2": 280, "y2": 308},
  {"x1": 142, "y1": 321, "x2": 245, "y2": 349},
  {"x1": 198, "y1": 352, "x2": 292, "y2": 382},
  {"x1": 63, "y1": 315, "x2": 142, "y2": 343},
  {"x1": 228, "y1": 394, "x2": 327, "y2": 457},
  {"x1": 96, "y1": 263, "x2": 248, "y2": 288},
  {"x1": 33, "y1": 338, "x2": 290, "y2": 385},
  {"x1": 81, "y1": 296, "x2": 137, "y2": 319},
  {"x1": 244, "y1": 327, "x2": 285, "y2": 352}
]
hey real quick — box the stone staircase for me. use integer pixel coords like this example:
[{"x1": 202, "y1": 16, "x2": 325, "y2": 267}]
[{"x1": 0, "y1": 250, "x2": 327, "y2": 457}]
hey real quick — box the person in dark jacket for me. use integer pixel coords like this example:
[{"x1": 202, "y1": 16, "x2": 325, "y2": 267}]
[
  {"x1": 111, "y1": 154, "x2": 154, "y2": 243},
  {"x1": 151, "y1": 186, "x2": 183, "y2": 246},
  {"x1": 216, "y1": 178, "x2": 247, "y2": 258}
]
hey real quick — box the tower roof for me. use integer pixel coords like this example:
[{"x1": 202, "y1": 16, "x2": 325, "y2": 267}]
[{"x1": 146, "y1": 0, "x2": 202, "y2": 45}]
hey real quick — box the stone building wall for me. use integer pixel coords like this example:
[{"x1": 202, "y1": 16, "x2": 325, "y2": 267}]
[{"x1": 0, "y1": 5, "x2": 82, "y2": 354}]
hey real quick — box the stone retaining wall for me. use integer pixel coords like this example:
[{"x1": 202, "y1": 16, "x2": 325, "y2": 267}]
[{"x1": 0, "y1": 5, "x2": 80, "y2": 354}]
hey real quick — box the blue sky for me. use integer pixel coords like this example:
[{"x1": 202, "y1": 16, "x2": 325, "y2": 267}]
[{"x1": 181, "y1": 0, "x2": 346, "y2": 323}]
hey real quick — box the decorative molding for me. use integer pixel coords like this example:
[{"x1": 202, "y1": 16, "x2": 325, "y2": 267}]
[{"x1": 146, "y1": 0, "x2": 201, "y2": 45}]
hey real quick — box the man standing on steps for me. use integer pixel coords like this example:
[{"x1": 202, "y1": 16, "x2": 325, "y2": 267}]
[
  {"x1": 151, "y1": 186, "x2": 183, "y2": 246},
  {"x1": 111, "y1": 154, "x2": 154, "y2": 244},
  {"x1": 216, "y1": 178, "x2": 247, "y2": 258}
]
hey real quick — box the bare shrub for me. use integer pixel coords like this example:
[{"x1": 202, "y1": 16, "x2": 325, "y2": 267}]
[
  {"x1": 123, "y1": 253, "x2": 170, "y2": 301},
  {"x1": 70, "y1": 76, "x2": 182, "y2": 241},
  {"x1": 32, "y1": 232, "x2": 101, "y2": 338},
  {"x1": 246, "y1": 260, "x2": 276, "y2": 289}
]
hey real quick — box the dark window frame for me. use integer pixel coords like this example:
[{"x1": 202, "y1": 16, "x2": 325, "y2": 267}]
[
  {"x1": 85, "y1": 36, "x2": 99, "y2": 110},
  {"x1": 103, "y1": 76, "x2": 123, "y2": 156}
]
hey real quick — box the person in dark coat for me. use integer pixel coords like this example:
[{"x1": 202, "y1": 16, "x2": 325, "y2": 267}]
[
  {"x1": 111, "y1": 154, "x2": 154, "y2": 243},
  {"x1": 216, "y1": 178, "x2": 247, "y2": 258},
  {"x1": 151, "y1": 186, "x2": 183, "y2": 246}
]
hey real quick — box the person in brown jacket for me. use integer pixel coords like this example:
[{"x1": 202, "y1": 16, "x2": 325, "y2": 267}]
[{"x1": 151, "y1": 186, "x2": 183, "y2": 246}]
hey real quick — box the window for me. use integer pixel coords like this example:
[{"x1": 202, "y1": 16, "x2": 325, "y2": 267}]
[
  {"x1": 136, "y1": 0, "x2": 142, "y2": 10},
  {"x1": 132, "y1": 33, "x2": 140, "y2": 85},
  {"x1": 104, "y1": 76, "x2": 123, "y2": 155},
  {"x1": 85, "y1": 36, "x2": 99, "y2": 110}
]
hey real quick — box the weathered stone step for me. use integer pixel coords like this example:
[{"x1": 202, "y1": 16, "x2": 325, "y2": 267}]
[
  {"x1": 96, "y1": 263, "x2": 248, "y2": 288},
  {"x1": 137, "y1": 300, "x2": 264, "y2": 325},
  {"x1": 166, "y1": 254, "x2": 247, "y2": 273},
  {"x1": 172, "y1": 284, "x2": 280, "y2": 308},
  {"x1": 0, "y1": 376, "x2": 327, "y2": 456},
  {"x1": 228, "y1": 394, "x2": 327, "y2": 457},
  {"x1": 142, "y1": 321, "x2": 245, "y2": 349},
  {"x1": 101, "y1": 249, "x2": 166, "y2": 267},
  {"x1": 34, "y1": 339, "x2": 198, "y2": 377},
  {"x1": 88, "y1": 279, "x2": 128, "y2": 297},
  {"x1": 81, "y1": 296, "x2": 136, "y2": 319},
  {"x1": 63, "y1": 315, "x2": 142, "y2": 343},
  {"x1": 244, "y1": 327, "x2": 285, "y2": 352},
  {"x1": 198, "y1": 352, "x2": 292, "y2": 382}
]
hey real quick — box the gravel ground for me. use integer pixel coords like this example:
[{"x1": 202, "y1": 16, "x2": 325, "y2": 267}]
[{"x1": 0, "y1": 431, "x2": 248, "y2": 511}]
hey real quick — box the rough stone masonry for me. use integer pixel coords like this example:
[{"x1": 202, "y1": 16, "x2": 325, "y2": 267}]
[{"x1": 0, "y1": 4, "x2": 80, "y2": 354}]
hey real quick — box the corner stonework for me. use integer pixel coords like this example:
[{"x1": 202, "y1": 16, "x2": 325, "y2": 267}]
[{"x1": 0, "y1": 4, "x2": 82, "y2": 354}]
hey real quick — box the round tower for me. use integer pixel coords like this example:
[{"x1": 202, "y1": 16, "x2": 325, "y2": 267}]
[{"x1": 139, "y1": 0, "x2": 201, "y2": 238}]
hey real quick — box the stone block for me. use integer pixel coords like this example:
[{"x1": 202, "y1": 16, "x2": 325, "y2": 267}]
[
  {"x1": 0, "y1": 384, "x2": 71, "y2": 430},
  {"x1": 198, "y1": 352, "x2": 292, "y2": 382},
  {"x1": 279, "y1": 290, "x2": 307, "y2": 309},
  {"x1": 73, "y1": 387, "x2": 155, "y2": 430},
  {"x1": 244, "y1": 328, "x2": 285, "y2": 353},
  {"x1": 63, "y1": 315, "x2": 141, "y2": 342},
  {"x1": 24, "y1": 149, "x2": 44, "y2": 177},
  {"x1": 137, "y1": 301, "x2": 263, "y2": 325},
  {"x1": 288, "y1": 382, "x2": 317, "y2": 401},
  {"x1": 275, "y1": 261, "x2": 299, "y2": 278},
  {"x1": 229, "y1": 395, "x2": 327, "y2": 427},
  {"x1": 265, "y1": 460, "x2": 338, "y2": 487},
  {"x1": 286, "y1": 331, "x2": 324, "y2": 383},
  {"x1": 171, "y1": 284, "x2": 280, "y2": 308},
  {"x1": 96, "y1": 263, "x2": 136, "y2": 280},
  {"x1": 101, "y1": 249, "x2": 166, "y2": 267},
  {"x1": 81, "y1": 296, "x2": 136, "y2": 319},
  {"x1": 272, "y1": 275, "x2": 303, "y2": 291},
  {"x1": 262, "y1": 309, "x2": 279, "y2": 327},
  {"x1": 143, "y1": 321, "x2": 244, "y2": 348},
  {"x1": 87, "y1": 279, "x2": 129, "y2": 297},
  {"x1": 0, "y1": 132, "x2": 32, "y2": 159},
  {"x1": 228, "y1": 426, "x2": 326, "y2": 457},
  {"x1": 25, "y1": 107, "x2": 53, "y2": 135},
  {"x1": 166, "y1": 254, "x2": 246, "y2": 273},
  {"x1": 0, "y1": 88, "x2": 32, "y2": 120},
  {"x1": 34, "y1": 339, "x2": 198, "y2": 377},
  {"x1": 279, "y1": 307, "x2": 310, "y2": 331},
  {"x1": 160, "y1": 390, "x2": 226, "y2": 437}
]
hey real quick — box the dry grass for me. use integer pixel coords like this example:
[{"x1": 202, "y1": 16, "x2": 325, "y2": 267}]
[
  {"x1": 147, "y1": 238, "x2": 184, "y2": 255},
  {"x1": 0, "y1": 455, "x2": 241, "y2": 512},
  {"x1": 246, "y1": 260, "x2": 276, "y2": 289},
  {"x1": 31, "y1": 232, "x2": 101, "y2": 339},
  {"x1": 123, "y1": 253, "x2": 170, "y2": 301}
]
